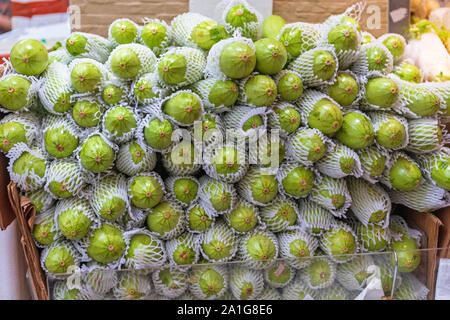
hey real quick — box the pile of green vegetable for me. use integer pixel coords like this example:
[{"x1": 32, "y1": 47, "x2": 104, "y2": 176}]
[{"x1": 1, "y1": 0, "x2": 446, "y2": 301}]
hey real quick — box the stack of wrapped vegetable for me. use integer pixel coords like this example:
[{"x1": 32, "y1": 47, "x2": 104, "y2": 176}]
[{"x1": 0, "y1": 0, "x2": 447, "y2": 300}]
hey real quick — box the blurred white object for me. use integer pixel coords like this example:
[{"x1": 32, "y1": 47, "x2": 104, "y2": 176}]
[
  {"x1": 436, "y1": 258, "x2": 450, "y2": 300},
  {"x1": 0, "y1": 220, "x2": 31, "y2": 300},
  {"x1": 403, "y1": 32, "x2": 450, "y2": 81},
  {"x1": 354, "y1": 265, "x2": 385, "y2": 300},
  {"x1": 429, "y1": 8, "x2": 450, "y2": 30},
  {"x1": 189, "y1": 0, "x2": 272, "y2": 20}
]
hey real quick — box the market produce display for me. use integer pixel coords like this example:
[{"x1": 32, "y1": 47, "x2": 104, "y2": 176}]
[{"x1": 1, "y1": 0, "x2": 447, "y2": 301}]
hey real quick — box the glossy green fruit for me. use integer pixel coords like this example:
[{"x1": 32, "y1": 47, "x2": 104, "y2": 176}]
[
  {"x1": 87, "y1": 224, "x2": 126, "y2": 264},
  {"x1": 336, "y1": 112, "x2": 374, "y2": 150},
  {"x1": 255, "y1": 38, "x2": 287, "y2": 75},
  {"x1": 10, "y1": 39, "x2": 48, "y2": 76},
  {"x1": 219, "y1": 42, "x2": 256, "y2": 79},
  {"x1": 389, "y1": 157, "x2": 422, "y2": 191}
]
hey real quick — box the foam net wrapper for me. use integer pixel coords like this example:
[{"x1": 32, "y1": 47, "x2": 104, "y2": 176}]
[
  {"x1": 80, "y1": 261, "x2": 118, "y2": 295},
  {"x1": 277, "y1": 23, "x2": 322, "y2": 61},
  {"x1": 319, "y1": 221, "x2": 359, "y2": 263},
  {"x1": 336, "y1": 254, "x2": 375, "y2": 291},
  {"x1": 89, "y1": 173, "x2": 130, "y2": 222},
  {"x1": 297, "y1": 199, "x2": 335, "y2": 237},
  {"x1": 388, "y1": 215, "x2": 422, "y2": 246},
  {"x1": 127, "y1": 171, "x2": 165, "y2": 208},
  {"x1": 165, "y1": 232, "x2": 201, "y2": 266},
  {"x1": 101, "y1": 106, "x2": 140, "y2": 144},
  {"x1": 195, "y1": 112, "x2": 226, "y2": 149},
  {"x1": 140, "y1": 18, "x2": 172, "y2": 57},
  {"x1": 157, "y1": 47, "x2": 206, "y2": 90},
  {"x1": 267, "y1": 101, "x2": 302, "y2": 138},
  {"x1": 237, "y1": 72, "x2": 276, "y2": 108},
  {"x1": 229, "y1": 265, "x2": 264, "y2": 300},
  {"x1": 113, "y1": 271, "x2": 152, "y2": 300},
  {"x1": 357, "y1": 145, "x2": 390, "y2": 184},
  {"x1": 392, "y1": 74, "x2": 443, "y2": 119},
  {"x1": 0, "y1": 72, "x2": 40, "y2": 114},
  {"x1": 68, "y1": 58, "x2": 111, "y2": 94},
  {"x1": 379, "y1": 151, "x2": 422, "y2": 190},
  {"x1": 405, "y1": 118, "x2": 448, "y2": 154},
  {"x1": 276, "y1": 161, "x2": 318, "y2": 200},
  {"x1": 368, "y1": 111, "x2": 409, "y2": 151},
  {"x1": 39, "y1": 62, "x2": 73, "y2": 115},
  {"x1": 352, "y1": 219, "x2": 389, "y2": 252},
  {"x1": 188, "y1": 264, "x2": 229, "y2": 300},
  {"x1": 32, "y1": 207, "x2": 61, "y2": 248},
  {"x1": 190, "y1": 79, "x2": 237, "y2": 114},
  {"x1": 7, "y1": 143, "x2": 47, "y2": 192},
  {"x1": 130, "y1": 72, "x2": 170, "y2": 107},
  {"x1": 258, "y1": 287, "x2": 282, "y2": 300},
  {"x1": 264, "y1": 262, "x2": 295, "y2": 289},
  {"x1": 204, "y1": 36, "x2": 255, "y2": 80},
  {"x1": 320, "y1": 283, "x2": 350, "y2": 300},
  {"x1": 347, "y1": 177, "x2": 391, "y2": 228},
  {"x1": 152, "y1": 266, "x2": 188, "y2": 298},
  {"x1": 24, "y1": 188, "x2": 55, "y2": 214},
  {"x1": 426, "y1": 81, "x2": 450, "y2": 118},
  {"x1": 394, "y1": 273, "x2": 429, "y2": 300},
  {"x1": 278, "y1": 227, "x2": 319, "y2": 270},
  {"x1": 221, "y1": 105, "x2": 267, "y2": 142},
  {"x1": 0, "y1": 112, "x2": 40, "y2": 152},
  {"x1": 280, "y1": 275, "x2": 317, "y2": 300},
  {"x1": 390, "y1": 181, "x2": 450, "y2": 213},
  {"x1": 200, "y1": 221, "x2": 238, "y2": 262},
  {"x1": 215, "y1": 0, "x2": 263, "y2": 41},
  {"x1": 64, "y1": 32, "x2": 112, "y2": 63},
  {"x1": 48, "y1": 49, "x2": 74, "y2": 65},
  {"x1": 52, "y1": 279, "x2": 105, "y2": 300},
  {"x1": 116, "y1": 140, "x2": 157, "y2": 176},
  {"x1": 118, "y1": 206, "x2": 148, "y2": 230},
  {"x1": 316, "y1": 142, "x2": 363, "y2": 179},
  {"x1": 373, "y1": 254, "x2": 402, "y2": 294},
  {"x1": 202, "y1": 143, "x2": 249, "y2": 184},
  {"x1": 171, "y1": 12, "x2": 216, "y2": 50},
  {"x1": 285, "y1": 127, "x2": 333, "y2": 167},
  {"x1": 309, "y1": 175, "x2": 352, "y2": 218},
  {"x1": 351, "y1": 42, "x2": 394, "y2": 76},
  {"x1": 54, "y1": 196, "x2": 99, "y2": 236},
  {"x1": 163, "y1": 175, "x2": 199, "y2": 209},
  {"x1": 106, "y1": 43, "x2": 157, "y2": 80},
  {"x1": 185, "y1": 200, "x2": 216, "y2": 234},
  {"x1": 296, "y1": 89, "x2": 342, "y2": 129},
  {"x1": 147, "y1": 200, "x2": 186, "y2": 241},
  {"x1": 321, "y1": 69, "x2": 365, "y2": 109},
  {"x1": 108, "y1": 18, "x2": 141, "y2": 48},
  {"x1": 415, "y1": 146, "x2": 450, "y2": 188},
  {"x1": 44, "y1": 159, "x2": 87, "y2": 199},
  {"x1": 286, "y1": 46, "x2": 339, "y2": 87},
  {"x1": 259, "y1": 194, "x2": 300, "y2": 233},
  {"x1": 40, "y1": 240, "x2": 82, "y2": 279},
  {"x1": 299, "y1": 255, "x2": 337, "y2": 290},
  {"x1": 236, "y1": 167, "x2": 277, "y2": 207},
  {"x1": 123, "y1": 228, "x2": 167, "y2": 269}
]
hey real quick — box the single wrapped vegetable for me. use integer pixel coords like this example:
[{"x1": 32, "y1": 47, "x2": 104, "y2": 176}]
[
  {"x1": 405, "y1": 118, "x2": 446, "y2": 154},
  {"x1": 165, "y1": 175, "x2": 199, "y2": 208},
  {"x1": 254, "y1": 38, "x2": 287, "y2": 75},
  {"x1": 200, "y1": 221, "x2": 238, "y2": 262},
  {"x1": 229, "y1": 266, "x2": 264, "y2": 300},
  {"x1": 161, "y1": 140, "x2": 202, "y2": 176},
  {"x1": 381, "y1": 152, "x2": 423, "y2": 191},
  {"x1": 278, "y1": 228, "x2": 319, "y2": 269},
  {"x1": 131, "y1": 72, "x2": 169, "y2": 106},
  {"x1": 186, "y1": 201, "x2": 215, "y2": 233},
  {"x1": 45, "y1": 160, "x2": 86, "y2": 199},
  {"x1": 267, "y1": 101, "x2": 302, "y2": 137},
  {"x1": 415, "y1": 147, "x2": 450, "y2": 190},
  {"x1": 287, "y1": 47, "x2": 338, "y2": 87},
  {"x1": 219, "y1": 0, "x2": 263, "y2": 40},
  {"x1": 389, "y1": 234, "x2": 421, "y2": 273},
  {"x1": 297, "y1": 199, "x2": 335, "y2": 236},
  {"x1": 264, "y1": 262, "x2": 295, "y2": 289},
  {"x1": 0, "y1": 74, "x2": 37, "y2": 113},
  {"x1": 33, "y1": 208, "x2": 59, "y2": 247},
  {"x1": 259, "y1": 195, "x2": 299, "y2": 233},
  {"x1": 299, "y1": 252, "x2": 336, "y2": 290},
  {"x1": 162, "y1": 90, "x2": 203, "y2": 127},
  {"x1": 72, "y1": 97, "x2": 104, "y2": 129},
  {"x1": 128, "y1": 172, "x2": 165, "y2": 210},
  {"x1": 41, "y1": 240, "x2": 80, "y2": 276},
  {"x1": 78, "y1": 133, "x2": 117, "y2": 173},
  {"x1": 39, "y1": 62, "x2": 73, "y2": 115},
  {"x1": 296, "y1": 90, "x2": 343, "y2": 135},
  {"x1": 393, "y1": 60, "x2": 422, "y2": 83},
  {"x1": 116, "y1": 140, "x2": 157, "y2": 176},
  {"x1": 335, "y1": 111, "x2": 374, "y2": 150},
  {"x1": 123, "y1": 229, "x2": 166, "y2": 269},
  {"x1": 224, "y1": 198, "x2": 260, "y2": 234},
  {"x1": 113, "y1": 272, "x2": 152, "y2": 300},
  {"x1": 102, "y1": 106, "x2": 138, "y2": 144},
  {"x1": 25, "y1": 188, "x2": 54, "y2": 214},
  {"x1": 165, "y1": 232, "x2": 200, "y2": 265},
  {"x1": 353, "y1": 220, "x2": 388, "y2": 252},
  {"x1": 378, "y1": 33, "x2": 406, "y2": 63},
  {"x1": 238, "y1": 229, "x2": 279, "y2": 270},
  {"x1": 351, "y1": 43, "x2": 393, "y2": 75},
  {"x1": 238, "y1": 74, "x2": 278, "y2": 107},
  {"x1": 368, "y1": 111, "x2": 408, "y2": 150},
  {"x1": 190, "y1": 79, "x2": 239, "y2": 113},
  {"x1": 152, "y1": 267, "x2": 188, "y2": 299},
  {"x1": 273, "y1": 70, "x2": 304, "y2": 102},
  {"x1": 55, "y1": 197, "x2": 95, "y2": 241},
  {"x1": 203, "y1": 144, "x2": 249, "y2": 183},
  {"x1": 138, "y1": 115, "x2": 176, "y2": 152},
  {"x1": 90, "y1": 173, "x2": 129, "y2": 221},
  {"x1": 69, "y1": 58, "x2": 110, "y2": 94},
  {"x1": 357, "y1": 146, "x2": 388, "y2": 183},
  {"x1": 309, "y1": 175, "x2": 351, "y2": 218},
  {"x1": 189, "y1": 263, "x2": 229, "y2": 300},
  {"x1": 146, "y1": 200, "x2": 185, "y2": 240},
  {"x1": 237, "y1": 166, "x2": 278, "y2": 207},
  {"x1": 336, "y1": 255, "x2": 374, "y2": 291},
  {"x1": 347, "y1": 177, "x2": 391, "y2": 227},
  {"x1": 277, "y1": 22, "x2": 321, "y2": 60},
  {"x1": 285, "y1": 127, "x2": 329, "y2": 166},
  {"x1": 0, "y1": 112, "x2": 39, "y2": 153},
  {"x1": 84, "y1": 223, "x2": 127, "y2": 265},
  {"x1": 198, "y1": 176, "x2": 237, "y2": 216},
  {"x1": 108, "y1": 19, "x2": 140, "y2": 46},
  {"x1": 325, "y1": 70, "x2": 361, "y2": 107},
  {"x1": 107, "y1": 43, "x2": 157, "y2": 80},
  {"x1": 43, "y1": 115, "x2": 80, "y2": 159},
  {"x1": 319, "y1": 222, "x2": 358, "y2": 263},
  {"x1": 157, "y1": 47, "x2": 206, "y2": 88},
  {"x1": 10, "y1": 39, "x2": 48, "y2": 76},
  {"x1": 362, "y1": 75, "x2": 400, "y2": 111},
  {"x1": 276, "y1": 161, "x2": 315, "y2": 199},
  {"x1": 316, "y1": 142, "x2": 363, "y2": 179},
  {"x1": 140, "y1": 19, "x2": 172, "y2": 57}
]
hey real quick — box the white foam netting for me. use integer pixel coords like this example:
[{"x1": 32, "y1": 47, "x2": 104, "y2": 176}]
[
  {"x1": 336, "y1": 254, "x2": 375, "y2": 291},
  {"x1": 351, "y1": 42, "x2": 393, "y2": 76},
  {"x1": 44, "y1": 159, "x2": 87, "y2": 199},
  {"x1": 316, "y1": 142, "x2": 363, "y2": 179},
  {"x1": 367, "y1": 111, "x2": 409, "y2": 151},
  {"x1": 165, "y1": 232, "x2": 201, "y2": 266},
  {"x1": 39, "y1": 62, "x2": 73, "y2": 115},
  {"x1": 200, "y1": 220, "x2": 238, "y2": 263},
  {"x1": 198, "y1": 175, "x2": 238, "y2": 217},
  {"x1": 171, "y1": 12, "x2": 214, "y2": 50},
  {"x1": 229, "y1": 265, "x2": 264, "y2": 300},
  {"x1": 278, "y1": 227, "x2": 319, "y2": 270},
  {"x1": 64, "y1": 32, "x2": 112, "y2": 63},
  {"x1": 259, "y1": 194, "x2": 300, "y2": 233},
  {"x1": 405, "y1": 118, "x2": 449, "y2": 154},
  {"x1": 116, "y1": 140, "x2": 157, "y2": 176},
  {"x1": 356, "y1": 145, "x2": 390, "y2": 184},
  {"x1": 0, "y1": 112, "x2": 40, "y2": 153},
  {"x1": 123, "y1": 228, "x2": 167, "y2": 269}
]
